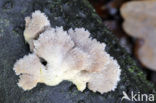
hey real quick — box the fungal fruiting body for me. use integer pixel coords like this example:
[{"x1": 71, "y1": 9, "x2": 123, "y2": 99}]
[
  {"x1": 24, "y1": 10, "x2": 50, "y2": 51},
  {"x1": 13, "y1": 10, "x2": 121, "y2": 94}
]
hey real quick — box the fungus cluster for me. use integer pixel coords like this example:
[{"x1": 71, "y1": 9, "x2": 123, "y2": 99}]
[
  {"x1": 13, "y1": 10, "x2": 121, "y2": 94},
  {"x1": 121, "y1": 0, "x2": 156, "y2": 71}
]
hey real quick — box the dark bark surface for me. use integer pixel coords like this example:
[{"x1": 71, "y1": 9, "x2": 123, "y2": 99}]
[{"x1": 0, "y1": 0, "x2": 155, "y2": 103}]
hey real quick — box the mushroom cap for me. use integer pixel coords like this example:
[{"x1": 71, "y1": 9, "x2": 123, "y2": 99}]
[
  {"x1": 13, "y1": 53, "x2": 46, "y2": 90},
  {"x1": 68, "y1": 28, "x2": 110, "y2": 72},
  {"x1": 88, "y1": 57, "x2": 121, "y2": 94},
  {"x1": 24, "y1": 10, "x2": 50, "y2": 51}
]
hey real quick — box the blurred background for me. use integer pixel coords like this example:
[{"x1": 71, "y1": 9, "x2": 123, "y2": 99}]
[{"x1": 88, "y1": 0, "x2": 156, "y2": 86}]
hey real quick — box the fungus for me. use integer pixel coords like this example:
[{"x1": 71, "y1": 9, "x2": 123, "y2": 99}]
[
  {"x1": 13, "y1": 10, "x2": 121, "y2": 94},
  {"x1": 13, "y1": 53, "x2": 46, "y2": 90},
  {"x1": 120, "y1": 0, "x2": 156, "y2": 71},
  {"x1": 24, "y1": 10, "x2": 50, "y2": 51},
  {"x1": 88, "y1": 57, "x2": 121, "y2": 93}
]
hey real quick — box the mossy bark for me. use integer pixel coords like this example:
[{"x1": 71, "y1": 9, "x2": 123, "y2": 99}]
[{"x1": 0, "y1": 0, "x2": 155, "y2": 103}]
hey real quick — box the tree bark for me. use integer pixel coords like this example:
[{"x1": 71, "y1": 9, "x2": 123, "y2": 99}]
[{"x1": 0, "y1": 0, "x2": 155, "y2": 103}]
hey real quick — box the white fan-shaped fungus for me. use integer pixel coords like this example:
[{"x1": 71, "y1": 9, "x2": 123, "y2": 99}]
[
  {"x1": 13, "y1": 10, "x2": 121, "y2": 94},
  {"x1": 88, "y1": 57, "x2": 121, "y2": 93},
  {"x1": 24, "y1": 10, "x2": 50, "y2": 50},
  {"x1": 13, "y1": 53, "x2": 46, "y2": 90}
]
